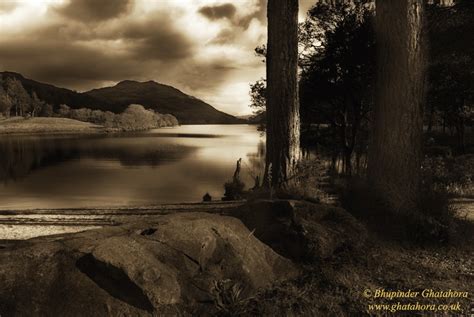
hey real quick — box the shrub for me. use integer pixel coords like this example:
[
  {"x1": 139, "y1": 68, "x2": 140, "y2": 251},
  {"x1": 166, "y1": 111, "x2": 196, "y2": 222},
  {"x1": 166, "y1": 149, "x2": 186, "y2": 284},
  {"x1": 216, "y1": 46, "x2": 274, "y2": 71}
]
[
  {"x1": 58, "y1": 104, "x2": 71, "y2": 117},
  {"x1": 223, "y1": 178, "x2": 245, "y2": 201},
  {"x1": 39, "y1": 103, "x2": 53, "y2": 117}
]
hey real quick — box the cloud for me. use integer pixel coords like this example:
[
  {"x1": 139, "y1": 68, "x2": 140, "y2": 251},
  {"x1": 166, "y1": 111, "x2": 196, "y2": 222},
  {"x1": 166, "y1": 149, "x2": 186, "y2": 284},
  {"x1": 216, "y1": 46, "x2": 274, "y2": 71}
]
[
  {"x1": 120, "y1": 16, "x2": 195, "y2": 61},
  {"x1": 0, "y1": 38, "x2": 143, "y2": 89},
  {"x1": 0, "y1": 1, "x2": 18, "y2": 13},
  {"x1": 198, "y1": 3, "x2": 236, "y2": 20},
  {"x1": 0, "y1": 0, "x2": 315, "y2": 115},
  {"x1": 56, "y1": 0, "x2": 133, "y2": 22}
]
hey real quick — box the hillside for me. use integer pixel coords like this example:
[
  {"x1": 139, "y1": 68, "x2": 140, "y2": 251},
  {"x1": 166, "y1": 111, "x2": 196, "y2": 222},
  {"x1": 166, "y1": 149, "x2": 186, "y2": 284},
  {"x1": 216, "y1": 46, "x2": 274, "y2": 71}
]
[
  {"x1": 0, "y1": 72, "x2": 241, "y2": 124},
  {"x1": 0, "y1": 72, "x2": 100, "y2": 109},
  {"x1": 86, "y1": 80, "x2": 241, "y2": 124}
]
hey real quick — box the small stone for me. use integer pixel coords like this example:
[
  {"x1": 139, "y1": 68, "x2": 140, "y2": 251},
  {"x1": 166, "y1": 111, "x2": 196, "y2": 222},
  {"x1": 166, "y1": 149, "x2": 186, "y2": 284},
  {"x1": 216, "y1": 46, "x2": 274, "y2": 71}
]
[{"x1": 202, "y1": 192, "x2": 212, "y2": 202}]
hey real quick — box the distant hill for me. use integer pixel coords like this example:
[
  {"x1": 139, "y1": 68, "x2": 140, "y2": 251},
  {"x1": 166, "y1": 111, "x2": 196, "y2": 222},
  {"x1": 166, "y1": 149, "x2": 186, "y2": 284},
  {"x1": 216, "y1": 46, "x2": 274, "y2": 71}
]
[
  {"x1": 0, "y1": 72, "x2": 242, "y2": 124},
  {"x1": 0, "y1": 72, "x2": 100, "y2": 109},
  {"x1": 86, "y1": 80, "x2": 241, "y2": 124}
]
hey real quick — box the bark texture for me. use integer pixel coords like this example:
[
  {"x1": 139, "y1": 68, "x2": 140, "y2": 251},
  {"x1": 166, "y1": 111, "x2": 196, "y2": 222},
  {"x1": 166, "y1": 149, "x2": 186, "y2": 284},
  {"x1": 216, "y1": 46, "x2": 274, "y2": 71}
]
[
  {"x1": 368, "y1": 0, "x2": 425, "y2": 212},
  {"x1": 265, "y1": 0, "x2": 301, "y2": 187}
]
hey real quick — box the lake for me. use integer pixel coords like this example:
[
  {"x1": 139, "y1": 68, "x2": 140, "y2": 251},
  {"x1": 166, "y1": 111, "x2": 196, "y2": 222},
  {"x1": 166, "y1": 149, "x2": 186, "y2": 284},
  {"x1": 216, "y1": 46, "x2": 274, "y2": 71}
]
[{"x1": 0, "y1": 125, "x2": 264, "y2": 210}]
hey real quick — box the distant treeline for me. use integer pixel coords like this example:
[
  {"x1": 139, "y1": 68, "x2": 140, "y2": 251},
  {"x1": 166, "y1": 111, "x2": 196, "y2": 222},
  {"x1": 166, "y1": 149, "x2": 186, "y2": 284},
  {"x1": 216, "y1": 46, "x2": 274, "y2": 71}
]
[
  {"x1": 58, "y1": 104, "x2": 178, "y2": 131},
  {"x1": 0, "y1": 76, "x2": 178, "y2": 131}
]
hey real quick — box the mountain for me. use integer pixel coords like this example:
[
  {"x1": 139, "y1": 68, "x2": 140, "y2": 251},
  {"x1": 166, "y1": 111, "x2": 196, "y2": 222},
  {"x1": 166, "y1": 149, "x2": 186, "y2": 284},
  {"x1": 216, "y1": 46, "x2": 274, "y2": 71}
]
[
  {"x1": 0, "y1": 72, "x2": 242, "y2": 124},
  {"x1": 85, "y1": 80, "x2": 241, "y2": 124}
]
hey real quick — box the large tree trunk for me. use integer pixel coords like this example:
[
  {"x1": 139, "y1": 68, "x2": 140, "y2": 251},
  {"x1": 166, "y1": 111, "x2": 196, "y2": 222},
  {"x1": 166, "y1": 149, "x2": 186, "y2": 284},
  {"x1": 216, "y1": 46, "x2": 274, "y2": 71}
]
[
  {"x1": 368, "y1": 0, "x2": 426, "y2": 212},
  {"x1": 264, "y1": 0, "x2": 301, "y2": 187}
]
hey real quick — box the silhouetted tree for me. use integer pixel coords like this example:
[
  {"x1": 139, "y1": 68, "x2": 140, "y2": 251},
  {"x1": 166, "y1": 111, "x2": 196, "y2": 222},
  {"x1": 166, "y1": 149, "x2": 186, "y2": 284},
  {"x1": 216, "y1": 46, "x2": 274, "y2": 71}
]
[
  {"x1": 264, "y1": 0, "x2": 301, "y2": 187},
  {"x1": 299, "y1": 1, "x2": 375, "y2": 175},
  {"x1": 427, "y1": 0, "x2": 474, "y2": 152},
  {"x1": 368, "y1": 0, "x2": 426, "y2": 212}
]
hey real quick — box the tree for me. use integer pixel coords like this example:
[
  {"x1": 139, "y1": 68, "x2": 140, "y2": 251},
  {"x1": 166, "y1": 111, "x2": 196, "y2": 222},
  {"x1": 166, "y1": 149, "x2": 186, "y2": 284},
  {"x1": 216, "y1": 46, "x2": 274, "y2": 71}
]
[
  {"x1": 71, "y1": 108, "x2": 92, "y2": 122},
  {"x1": 39, "y1": 103, "x2": 54, "y2": 117},
  {"x1": 31, "y1": 92, "x2": 45, "y2": 117},
  {"x1": 368, "y1": 0, "x2": 426, "y2": 212},
  {"x1": 426, "y1": 0, "x2": 474, "y2": 152},
  {"x1": 299, "y1": 1, "x2": 375, "y2": 175},
  {"x1": 0, "y1": 86, "x2": 13, "y2": 117},
  {"x1": 249, "y1": 79, "x2": 266, "y2": 116},
  {"x1": 5, "y1": 78, "x2": 31, "y2": 117},
  {"x1": 264, "y1": 0, "x2": 301, "y2": 187},
  {"x1": 58, "y1": 104, "x2": 71, "y2": 117}
]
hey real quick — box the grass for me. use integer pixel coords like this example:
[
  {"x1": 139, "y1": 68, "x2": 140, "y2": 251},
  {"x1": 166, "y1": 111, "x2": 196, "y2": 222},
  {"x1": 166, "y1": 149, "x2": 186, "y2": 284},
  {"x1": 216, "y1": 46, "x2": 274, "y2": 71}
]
[
  {"x1": 221, "y1": 212, "x2": 473, "y2": 316},
  {"x1": 0, "y1": 117, "x2": 104, "y2": 134}
]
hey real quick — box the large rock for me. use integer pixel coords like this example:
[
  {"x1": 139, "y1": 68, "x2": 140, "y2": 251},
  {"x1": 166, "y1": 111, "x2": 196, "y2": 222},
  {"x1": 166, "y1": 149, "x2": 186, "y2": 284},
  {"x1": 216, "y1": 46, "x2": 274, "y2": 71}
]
[
  {"x1": 0, "y1": 213, "x2": 298, "y2": 316},
  {"x1": 233, "y1": 200, "x2": 367, "y2": 261}
]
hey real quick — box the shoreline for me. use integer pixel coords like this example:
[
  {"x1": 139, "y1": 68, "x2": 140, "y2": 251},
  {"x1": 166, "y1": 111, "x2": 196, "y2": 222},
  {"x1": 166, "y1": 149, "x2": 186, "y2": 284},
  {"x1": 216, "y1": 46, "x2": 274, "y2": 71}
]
[
  {"x1": 0, "y1": 117, "x2": 250, "y2": 136},
  {"x1": 0, "y1": 117, "x2": 106, "y2": 135},
  {"x1": 0, "y1": 201, "x2": 245, "y2": 241}
]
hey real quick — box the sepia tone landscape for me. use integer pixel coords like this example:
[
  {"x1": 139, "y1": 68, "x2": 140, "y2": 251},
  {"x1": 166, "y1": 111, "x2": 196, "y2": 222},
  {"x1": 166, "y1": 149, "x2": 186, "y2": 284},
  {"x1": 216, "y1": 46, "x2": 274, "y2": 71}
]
[{"x1": 0, "y1": 0, "x2": 473, "y2": 316}]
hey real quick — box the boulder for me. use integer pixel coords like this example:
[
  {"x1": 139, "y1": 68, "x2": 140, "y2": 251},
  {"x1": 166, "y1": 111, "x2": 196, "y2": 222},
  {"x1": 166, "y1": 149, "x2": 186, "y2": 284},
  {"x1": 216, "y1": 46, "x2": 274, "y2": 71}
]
[
  {"x1": 233, "y1": 200, "x2": 367, "y2": 261},
  {"x1": 0, "y1": 212, "x2": 298, "y2": 316}
]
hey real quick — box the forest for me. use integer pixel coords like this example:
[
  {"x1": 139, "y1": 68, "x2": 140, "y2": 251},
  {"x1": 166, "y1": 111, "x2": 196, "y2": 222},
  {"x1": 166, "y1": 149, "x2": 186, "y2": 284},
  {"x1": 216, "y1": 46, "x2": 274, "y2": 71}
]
[
  {"x1": 247, "y1": 0, "x2": 472, "y2": 226},
  {"x1": 228, "y1": 0, "x2": 473, "y2": 313}
]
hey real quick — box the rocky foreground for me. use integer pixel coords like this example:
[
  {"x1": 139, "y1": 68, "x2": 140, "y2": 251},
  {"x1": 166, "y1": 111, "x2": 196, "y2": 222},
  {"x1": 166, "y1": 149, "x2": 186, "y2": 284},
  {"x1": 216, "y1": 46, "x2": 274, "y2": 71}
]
[
  {"x1": 0, "y1": 200, "x2": 366, "y2": 316},
  {"x1": 0, "y1": 211, "x2": 298, "y2": 316}
]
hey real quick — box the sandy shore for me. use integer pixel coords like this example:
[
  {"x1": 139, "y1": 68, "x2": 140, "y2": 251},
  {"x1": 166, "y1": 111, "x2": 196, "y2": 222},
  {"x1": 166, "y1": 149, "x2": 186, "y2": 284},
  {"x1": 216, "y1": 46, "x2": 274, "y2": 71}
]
[{"x1": 0, "y1": 201, "x2": 244, "y2": 241}]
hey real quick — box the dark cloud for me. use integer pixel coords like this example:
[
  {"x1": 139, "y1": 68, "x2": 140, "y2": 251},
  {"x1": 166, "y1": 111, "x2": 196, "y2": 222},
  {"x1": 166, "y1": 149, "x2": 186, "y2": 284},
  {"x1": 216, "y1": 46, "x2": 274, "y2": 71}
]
[
  {"x1": 0, "y1": 39, "x2": 143, "y2": 89},
  {"x1": 56, "y1": 0, "x2": 133, "y2": 22},
  {"x1": 121, "y1": 17, "x2": 195, "y2": 60},
  {"x1": 0, "y1": 0, "x2": 275, "y2": 114},
  {"x1": 198, "y1": 3, "x2": 236, "y2": 20}
]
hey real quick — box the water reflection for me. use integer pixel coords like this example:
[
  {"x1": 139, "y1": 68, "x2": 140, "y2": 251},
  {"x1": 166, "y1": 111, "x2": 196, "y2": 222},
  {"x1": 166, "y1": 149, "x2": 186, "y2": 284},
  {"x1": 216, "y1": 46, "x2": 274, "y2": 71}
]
[{"x1": 0, "y1": 125, "x2": 263, "y2": 209}]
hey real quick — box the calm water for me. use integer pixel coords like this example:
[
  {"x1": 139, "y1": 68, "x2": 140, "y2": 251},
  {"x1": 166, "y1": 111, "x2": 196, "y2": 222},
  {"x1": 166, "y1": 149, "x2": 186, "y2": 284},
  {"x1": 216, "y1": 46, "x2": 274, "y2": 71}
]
[{"x1": 0, "y1": 125, "x2": 264, "y2": 210}]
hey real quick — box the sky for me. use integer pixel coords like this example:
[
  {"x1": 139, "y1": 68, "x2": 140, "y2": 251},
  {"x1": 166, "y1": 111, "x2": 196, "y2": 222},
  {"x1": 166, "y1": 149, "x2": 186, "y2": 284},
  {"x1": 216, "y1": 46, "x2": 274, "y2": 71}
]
[{"x1": 0, "y1": 0, "x2": 315, "y2": 116}]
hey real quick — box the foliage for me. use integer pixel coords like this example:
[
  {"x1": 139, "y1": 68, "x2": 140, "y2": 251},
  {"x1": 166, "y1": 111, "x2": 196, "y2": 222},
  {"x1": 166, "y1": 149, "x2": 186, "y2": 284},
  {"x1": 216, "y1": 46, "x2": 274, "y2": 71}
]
[
  {"x1": 277, "y1": 158, "x2": 329, "y2": 203},
  {"x1": 210, "y1": 280, "x2": 248, "y2": 316},
  {"x1": 0, "y1": 86, "x2": 13, "y2": 117},
  {"x1": 3, "y1": 77, "x2": 31, "y2": 117},
  {"x1": 113, "y1": 104, "x2": 178, "y2": 131},
  {"x1": 223, "y1": 179, "x2": 245, "y2": 201},
  {"x1": 249, "y1": 79, "x2": 266, "y2": 115},
  {"x1": 426, "y1": 1, "x2": 474, "y2": 152},
  {"x1": 249, "y1": 1, "x2": 375, "y2": 175},
  {"x1": 250, "y1": 0, "x2": 473, "y2": 174},
  {"x1": 53, "y1": 103, "x2": 178, "y2": 131},
  {"x1": 39, "y1": 103, "x2": 54, "y2": 117},
  {"x1": 223, "y1": 158, "x2": 246, "y2": 201},
  {"x1": 422, "y1": 154, "x2": 474, "y2": 197},
  {"x1": 0, "y1": 76, "x2": 55, "y2": 118},
  {"x1": 299, "y1": 1, "x2": 375, "y2": 175}
]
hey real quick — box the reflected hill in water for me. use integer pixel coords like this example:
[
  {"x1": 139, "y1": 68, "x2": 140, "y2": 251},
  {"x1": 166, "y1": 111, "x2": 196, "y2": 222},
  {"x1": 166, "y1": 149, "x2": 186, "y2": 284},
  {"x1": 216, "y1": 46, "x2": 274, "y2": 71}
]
[
  {"x1": 0, "y1": 135, "x2": 197, "y2": 183},
  {"x1": 0, "y1": 125, "x2": 263, "y2": 209}
]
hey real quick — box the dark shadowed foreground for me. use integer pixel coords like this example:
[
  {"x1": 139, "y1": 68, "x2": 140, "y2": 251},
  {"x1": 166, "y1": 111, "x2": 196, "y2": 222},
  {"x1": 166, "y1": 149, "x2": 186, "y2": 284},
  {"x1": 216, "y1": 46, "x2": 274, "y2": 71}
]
[{"x1": 0, "y1": 200, "x2": 472, "y2": 316}]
